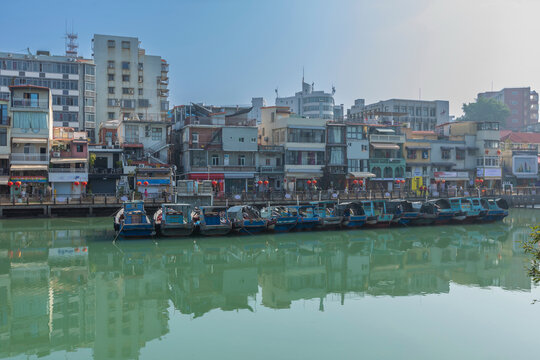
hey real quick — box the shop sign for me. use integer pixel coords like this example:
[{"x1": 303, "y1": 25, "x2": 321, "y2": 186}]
[
  {"x1": 477, "y1": 168, "x2": 502, "y2": 177},
  {"x1": 513, "y1": 155, "x2": 538, "y2": 177},
  {"x1": 10, "y1": 176, "x2": 48, "y2": 183}
]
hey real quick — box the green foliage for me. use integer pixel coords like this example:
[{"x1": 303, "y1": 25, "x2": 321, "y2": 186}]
[
  {"x1": 522, "y1": 226, "x2": 540, "y2": 285},
  {"x1": 89, "y1": 153, "x2": 96, "y2": 167},
  {"x1": 460, "y1": 97, "x2": 510, "y2": 127}
]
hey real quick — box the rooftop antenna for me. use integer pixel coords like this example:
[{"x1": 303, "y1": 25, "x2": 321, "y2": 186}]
[
  {"x1": 275, "y1": 87, "x2": 278, "y2": 98},
  {"x1": 302, "y1": 66, "x2": 304, "y2": 85},
  {"x1": 65, "y1": 20, "x2": 78, "y2": 58}
]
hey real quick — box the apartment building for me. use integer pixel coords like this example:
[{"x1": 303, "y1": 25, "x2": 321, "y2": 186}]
[
  {"x1": 9, "y1": 85, "x2": 53, "y2": 197},
  {"x1": 500, "y1": 131, "x2": 540, "y2": 185},
  {"x1": 367, "y1": 125, "x2": 406, "y2": 191},
  {"x1": 345, "y1": 122, "x2": 372, "y2": 186},
  {"x1": 49, "y1": 127, "x2": 89, "y2": 199},
  {"x1": 275, "y1": 79, "x2": 337, "y2": 120},
  {"x1": 325, "y1": 122, "x2": 347, "y2": 188},
  {"x1": 0, "y1": 98, "x2": 10, "y2": 193},
  {"x1": 478, "y1": 87, "x2": 539, "y2": 131},
  {"x1": 175, "y1": 110, "x2": 259, "y2": 193},
  {"x1": 362, "y1": 99, "x2": 450, "y2": 131},
  {"x1": 0, "y1": 51, "x2": 96, "y2": 135},
  {"x1": 259, "y1": 107, "x2": 326, "y2": 191},
  {"x1": 92, "y1": 34, "x2": 170, "y2": 162}
]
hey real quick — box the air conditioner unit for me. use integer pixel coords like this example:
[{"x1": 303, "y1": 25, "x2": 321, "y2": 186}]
[{"x1": 53, "y1": 152, "x2": 61, "y2": 158}]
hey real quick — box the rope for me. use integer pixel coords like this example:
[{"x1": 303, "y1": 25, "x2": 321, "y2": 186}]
[{"x1": 113, "y1": 222, "x2": 124, "y2": 243}]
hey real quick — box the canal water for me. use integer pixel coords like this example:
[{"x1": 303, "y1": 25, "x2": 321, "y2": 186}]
[{"x1": 0, "y1": 210, "x2": 539, "y2": 360}]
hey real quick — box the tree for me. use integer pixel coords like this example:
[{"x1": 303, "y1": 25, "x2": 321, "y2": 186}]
[
  {"x1": 522, "y1": 226, "x2": 540, "y2": 287},
  {"x1": 460, "y1": 97, "x2": 510, "y2": 127}
]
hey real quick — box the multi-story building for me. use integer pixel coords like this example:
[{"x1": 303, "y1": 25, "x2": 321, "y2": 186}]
[
  {"x1": 9, "y1": 85, "x2": 53, "y2": 197},
  {"x1": 275, "y1": 79, "x2": 337, "y2": 120},
  {"x1": 367, "y1": 125, "x2": 406, "y2": 191},
  {"x1": 175, "y1": 110, "x2": 259, "y2": 193},
  {"x1": 92, "y1": 34, "x2": 170, "y2": 161},
  {"x1": 346, "y1": 99, "x2": 365, "y2": 121},
  {"x1": 478, "y1": 87, "x2": 539, "y2": 131},
  {"x1": 0, "y1": 50, "x2": 96, "y2": 136},
  {"x1": 259, "y1": 107, "x2": 326, "y2": 191},
  {"x1": 362, "y1": 99, "x2": 450, "y2": 131},
  {"x1": 0, "y1": 98, "x2": 10, "y2": 194},
  {"x1": 325, "y1": 122, "x2": 347, "y2": 188},
  {"x1": 500, "y1": 131, "x2": 540, "y2": 186},
  {"x1": 256, "y1": 144, "x2": 284, "y2": 190},
  {"x1": 345, "y1": 122, "x2": 372, "y2": 186},
  {"x1": 49, "y1": 127, "x2": 89, "y2": 199}
]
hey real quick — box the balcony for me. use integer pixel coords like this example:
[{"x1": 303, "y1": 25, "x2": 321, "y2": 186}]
[
  {"x1": 11, "y1": 153, "x2": 49, "y2": 163},
  {"x1": 0, "y1": 115, "x2": 10, "y2": 126},
  {"x1": 90, "y1": 167, "x2": 123, "y2": 175},
  {"x1": 259, "y1": 145, "x2": 284, "y2": 152},
  {"x1": 370, "y1": 158, "x2": 406, "y2": 166},
  {"x1": 258, "y1": 166, "x2": 284, "y2": 173},
  {"x1": 191, "y1": 165, "x2": 256, "y2": 172},
  {"x1": 11, "y1": 98, "x2": 49, "y2": 109},
  {"x1": 370, "y1": 134, "x2": 405, "y2": 143},
  {"x1": 49, "y1": 167, "x2": 88, "y2": 173}
]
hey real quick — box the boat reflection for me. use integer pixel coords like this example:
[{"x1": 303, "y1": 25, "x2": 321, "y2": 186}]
[{"x1": 0, "y1": 211, "x2": 534, "y2": 359}]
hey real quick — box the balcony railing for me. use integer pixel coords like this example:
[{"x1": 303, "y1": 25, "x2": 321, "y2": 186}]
[
  {"x1": 191, "y1": 165, "x2": 256, "y2": 172},
  {"x1": 370, "y1": 134, "x2": 405, "y2": 143},
  {"x1": 49, "y1": 167, "x2": 88, "y2": 173},
  {"x1": 11, "y1": 153, "x2": 49, "y2": 162},
  {"x1": 0, "y1": 115, "x2": 10, "y2": 126},
  {"x1": 370, "y1": 158, "x2": 406, "y2": 165},
  {"x1": 258, "y1": 166, "x2": 284, "y2": 173},
  {"x1": 90, "y1": 167, "x2": 123, "y2": 175},
  {"x1": 259, "y1": 145, "x2": 284, "y2": 152},
  {"x1": 11, "y1": 98, "x2": 49, "y2": 109}
]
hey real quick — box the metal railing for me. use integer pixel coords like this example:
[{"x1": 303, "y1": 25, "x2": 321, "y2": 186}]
[
  {"x1": 49, "y1": 167, "x2": 88, "y2": 173},
  {"x1": 11, "y1": 153, "x2": 49, "y2": 162},
  {"x1": 370, "y1": 134, "x2": 405, "y2": 143},
  {"x1": 11, "y1": 98, "x2": 49, "y2": 109}
]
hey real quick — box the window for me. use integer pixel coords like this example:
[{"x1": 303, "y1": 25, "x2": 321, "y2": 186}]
[
  {"x1": 251, "y1": 137, "x2": 257, "y2": 143},
  {"x1": 107, "y1": 61, "x2": 115, "y2": 69},
  {"x1": 138, "y1": 99, "x2": 149, "y2": 107},
  {"x1": 347, "y1": 126, "x2": 363, "y2": 139},
  {"x1": 192, "y1": 132, "x2": 199, "y2": 143},
  {"x1": 125, "y1": 125, "x2": 139, "y2": 143},
  {"x1": 76, "y1": 144, "x2": 83, "y2": 152},
  {"x1": 476, "y1": 122, "x2": 499, "y2": 131},
  {"x1": 238, "y1": 155, "x2": 246, "y2": 166},
  {"x1": 239, "y1": 137, "x2": 244, "y2": 142},
  {"x1": 138, "y1": 88, "x2": 143, "y2": 95},
  {"x1": 107, "y1": 99, "x2": 118, "y2": 107},
  {"x1": 422, "y1": 150, "x2": 429, "y2": 159},
  {"x1": 108, "y1": 112, "x2": 115, "y2": 119},
  {"x1": 442, "y1": 149, "x2": 451, "y2": 160},
  {"x1": 85, "y1": 66, "x2": 95, "y2": 75},
  {"x1": 456, "y1": 149, "x2": 465, "y2": 160},
  {"x1": 121, "y1": 41, "x2": 130, "y2": 49},
  {"x1": 152, "y1": 127, "x2": 162, "y2": 141},
  {"x1": 85, "y1": 98, "x2": 95, "y2": 107},
  {"x1": 122, "y1": 62, "x2": 130, "y2": 70},
  {"x1": 107, "y1": 40, "x2": 115, "y2": 48},
  {"x1": 138, "y1": 76, "x2": 143, "y2": 83},
  {"x1": 108, "y1": 74, "x2": 114, "y2": 81},
  {"x1": 145, "y1": 125, "x2": 151, "y2": 137},
  {"x1": 484, "y1": 140, "x2": 499, "y2": 149},
  {"x1": 0, "y1": 104, "x2": 8, "y2": 125},
  {"x1": 108, "y1": 87, "x2": 115, "y2": 94},
  {"x1": 122, "y1": 75, "x2": 130, "y2": 82},
  {"x1": 85, "y1": 82, "x2": 95, "y2": 91},
  {"x1": 212, "y1": 155, "x2": 219, "y2": 166},
  {"x1": 286, "y1": 150, "x2": 325, "y2": 165},
  {"x1": 138, "y1": 63, "x2": 143, "y2": 70},
  {"x1": 361, "y1": 145, "x2": 368, "y2": 151},
  {"x1": 0, "y1": 128, "x2": 6, "y2": 146},
  {"x1": 287, "y1": 128, "x2": 325, "y2": 143},
  {"x1": 122, "y1": 88, "x2": 134, "y2": 95},
  {"x1": 121, "y1": 99, "x2": 135, "y2": 108},
  {"x1": 407, "y1": 149, "x2": 417, "y2": 159}
]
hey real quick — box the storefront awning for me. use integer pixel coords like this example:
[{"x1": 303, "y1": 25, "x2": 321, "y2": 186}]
[
  {"x1": 10, "y1": 164, "x2": 48, "y2": 171},
  {"x1": 188, "y1": 173, "x2": 224, "y2": 180},
  {"x1": 50, "y1": 158, "x2": 88, "y2": 164},
  {"x1": 348, "y1": 172, "x2": 375, "y2": 178},
  {"x1": 371, "y1": 143, "x2": 400, "y2": 150},
  {"x1": 11, "y1": 138, "x2": 48, "y2": 144},
  {"x1": 0, "y1": 154, "x2": 9, "y2": 159}
]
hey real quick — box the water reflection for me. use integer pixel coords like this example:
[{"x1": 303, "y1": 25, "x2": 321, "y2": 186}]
[{"x1": 0, "y1": 210, "x2": 536, "y2": 359}]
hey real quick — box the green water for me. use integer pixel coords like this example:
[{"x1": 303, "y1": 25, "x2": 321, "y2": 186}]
[{"x1": 0, "y1": 209, "x2": 539, "y2": 360}]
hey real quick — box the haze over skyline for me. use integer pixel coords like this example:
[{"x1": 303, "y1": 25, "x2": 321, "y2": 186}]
[{"x1": 1, "y1": 0, "x2": 539, "y2": 117}]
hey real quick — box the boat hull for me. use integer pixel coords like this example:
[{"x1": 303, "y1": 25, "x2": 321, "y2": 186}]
[
  {"x1": 268, "y1": 217, "x2": 298, "y2": 233},
  {"x1": 318, "y1": 216, "x2": 343, "y2": 229},
  {"x1": 200, "y1": 224, "x2": 231, "y2": 236},
  {"x1": 411, "y1": 214, "x2": 437, "y2": 226},
  {"x1": 342, "y1": 215, "x2": 367, "y2": 228},
  {"x1": 157, "y1": 223, "x2": 194, "y2": 237},
  {"x1": 116, "y1": 223, "x2": 154, "y2": 238},
  {"x1": 234, "y1": 220, "x2": 268, "y2": 234},
  {"x1": 295, "y1": 217, "x2": 320, "y2": 231}
]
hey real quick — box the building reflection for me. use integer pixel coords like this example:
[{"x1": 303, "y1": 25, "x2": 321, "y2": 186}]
[{"x1": 0, "y1": 214, "x2": 534, "y2": 358}]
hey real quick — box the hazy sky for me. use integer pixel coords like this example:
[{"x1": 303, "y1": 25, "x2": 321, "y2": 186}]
[{"x1": 1, "y1": 0, "x2": 538, "y2": 116}]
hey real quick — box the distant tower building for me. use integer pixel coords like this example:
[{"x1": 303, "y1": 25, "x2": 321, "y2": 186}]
[
  {"x1": 275, "y1": 76, "x2": 336, "y2": 119},
  {"x1": 478, "y1": 87, "x2": 539, "y2": 131},
  {"x1": 249, "y1": 97, "x2": 266, "y2": 124}
]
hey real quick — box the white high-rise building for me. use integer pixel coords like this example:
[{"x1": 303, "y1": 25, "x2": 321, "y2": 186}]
[{"x1": 276, "y1": 79, "x2": 336, "y2": 120}]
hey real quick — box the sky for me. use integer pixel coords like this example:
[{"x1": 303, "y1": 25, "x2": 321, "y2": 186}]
[{"x1": 1, "y1": 0, "x2": 539, "y2": 116}]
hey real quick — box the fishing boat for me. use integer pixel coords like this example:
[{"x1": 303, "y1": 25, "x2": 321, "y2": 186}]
[
  {"x1": 288, "y1": 205, "x2": 320, "y2": 231},
  {"x1": 260, "y1": 206, "x2": 298, "y2": 232},
  {"x1": 479, "y1": 198, "x2": 509, "y2": 222},
  {"x1": 361, "y1": 200, "x2": 394, "y2": 227},
  {"x1": 113, "y1": 201, "x2": 154, "y2": 238},
  {"x1": 227, "y1": 205, "x2": 268, "y2": 234},
  {"x1": 154, "y1": 204, "x2": 194, "y2": 237},
  {"x1": 336, "y1": 202, "x2": 367, "y2": 228},
  {"x1": 427, "y1": 199, "x2": 459, "y2": 224},
  {"x1": 311, "y1": 201, "x2": 343, "y2": 229},
  {"x1": 408, "y1": 201, "x2": 437, "y2": 226},
  {"x1": 386, "y1": 200, "x2": 420, "y2": 225},
  {"x1": 468, "y1": 197, "x2": 489, "y2": 221},
  {"x1": 448, "y1": 197, "x2": 482, "y2": 223},
  {"x1": 196, "y1": 206, "x2": 232, "y2": 236}
]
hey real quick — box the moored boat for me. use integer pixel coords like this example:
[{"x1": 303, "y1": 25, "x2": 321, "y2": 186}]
[
  {"x1": 288, "y1": 205, "x2": 320, "y2": 230},
  {"x1": 336, "y1": 202, "x2": 367, "y2": 228},
  {"x1": 197, "y1": 206, "x2": 232, "y2": 236},
  {"x1": 361, "y1": 200, "x2": 393, "y2": 227},
  {"x1": 386, "y1": 200, "x2": 420, "y2": 225},
  {"x1": 449, "y1": 197, "x2": 482, "y2": 223},
  {"x1": 409, "y1": 201, "x2": 437, "y2": 226},
  {"x1": 113, "y1": 201, "x2": 154, "y2": 238},
  {"x1": 261, "y1": 206, "x2": 298, "y2": 232},
  {"x1": 227, "y1": 205, "x2": 268, "y2": 234},
  {"x1": 429, "y1": 199, "x2": 459, "y2": 224},
  {"x1": 311, "y1": 201, "x2": 342, "y2": 229},
  {"x1": 479, "y1": 198, "x2": 509, "y2": 222},
  {"x1": 154, "y1": 204, "x2": 194, "y2": 237}
]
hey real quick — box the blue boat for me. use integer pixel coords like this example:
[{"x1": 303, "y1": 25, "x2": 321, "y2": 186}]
[
  {"x1": 261, "y1": 206, "x2": 298, "y2": 232},
  {"x1": 423, "y1": 199, "x2": 457, "y2": 225},
  {"x1": 153, "y1": 203, "x2": 194, "y2": 237},
  {"x1": 448, "y1": 197, "x2": 482, "y2": 223},
  {"x1": 196, "y1": 206, "x2": 232, "y2": 236},
  {"x1": 311, "y1": 201, "x2": 343, "y2": 229},
  {"x1": 227, "y1": 205, "x2": 268, "y2": 234},
  {"x1": 113, "y1": 201, "x2": 154, "y2": 238},
  {"x1": 386, "y1": 200, "x2": 420, "y2": 225},
  {"x1": 361, "y1": 200, "x2": 394, "y2": 227},
  {"x1": 479, "y1": 198, "x2": 509, "y2": 222},
  {"x1": 336, "y1": 202, "x2": 367, "y2": 228},
  {"x1": 287, "y1": 205, "x2": 320, "y2": 231}
]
